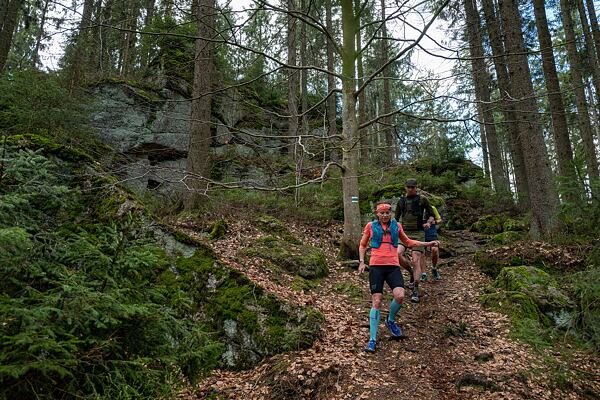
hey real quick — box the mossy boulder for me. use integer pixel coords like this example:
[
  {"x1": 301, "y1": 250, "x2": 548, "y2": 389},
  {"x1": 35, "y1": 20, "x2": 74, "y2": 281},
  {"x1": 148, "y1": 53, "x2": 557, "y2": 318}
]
[
  {"x1": 491, "y1": 231, "x2": 523, "y2": 245},
  {"x1": 503, "y1": 218, "x2": 527, "y2": 232},
  {"x1": 242, "y1": 236, "x2": 328, "y2": 279},
  {"x1": 481, "y1": 291, "x2": 551, "y2": 326},
  {"x1": 253, "y1": 215, "x2": 301, "y2": 244},
  {"x1": 163, "y1": 248, "x2": 323, "y2": 369},
  {"x1": 470, "y1": 215, "x2": 504, "y2": 234},
  {"x1": 482, "y1": 266, "x2": 574, "y2": 328},
  {"x1": 207, "y1": 219, "x2": 228, "y2": 240},
  {"x1": 474, "y1": 250, "x2": 504, "y2": 278}
]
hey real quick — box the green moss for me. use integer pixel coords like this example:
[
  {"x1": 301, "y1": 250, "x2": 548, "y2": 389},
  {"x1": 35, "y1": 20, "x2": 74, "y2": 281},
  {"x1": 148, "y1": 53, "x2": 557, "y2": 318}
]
[
  {"x1": 474, "y1": 251, "x2": 504, "y2": 278},
  {"x1": 168, "y1": 248, "x2": 322, "y2": 366},
  {"x1": 242, "y1": 235, "x2": 328, "y2": 279},
  {"x1": 491, "y1": 231, "x2": 523, "y2": 245},
  {"x1": 5, "y1": 133, "x2": 93, "y2": 162},
  {"x1": 504, "y1": 218, "x2": 527, "y2": 232},
  {"x1": 481, "y1": 290, "x2": 547, "y2": 324},
  {"x1": 253, "y1": 215, "x2": 300, "y2": 244},
  {"x1": 333, "y1": 282, "x2": 364, "y2": 303},
  {"x1": 291, "y1": 276, "x2": 322, "y2": 292},
  {"x1": 207, "y1": 220, "x2": 228, "y2": 240},
  {"x1": 470, "y1": 215, "x2": 504, "y2": 234}
]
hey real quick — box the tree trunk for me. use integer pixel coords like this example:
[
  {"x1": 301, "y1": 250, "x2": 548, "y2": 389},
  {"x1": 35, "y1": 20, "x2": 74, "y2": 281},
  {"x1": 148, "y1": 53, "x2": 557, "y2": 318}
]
[
  {"x1": 498, "y1": 0, "x2": 558, "y2": 235},
  {"x1": 326, "y1": 0, "x2": 338, "y2": 162},
  {"x1": 533, "y1": 0, "x2": 577, "y2": 190},
  {"x1": 464, "y1": 0, "x2": 510, "y2": 197},
  {"x1": 164, "y1": 0, "x2": 173, "y2": 18},
  {"x1": 576, "y1": 0, "x2": 600, "y2": 105},
  {"x1": 186, "y1": 0, "x2": 215, "y2": 208},
  {"x1": 481, "y1": 0, "x2": 529, "y2": 205},
  {"x1": 586, "y1": 0, "x2": 600, "y2": 63},
  {"x1": 339, "y1": 0, "x2": 361, "y2": 259},
  {"x1": 476, "y1": 105, "x2": 491, "y2": 183},
  {"x1": 123, "y1": 3, "x2": 140, "y2": 76},
  {"x1": 69, "y1": 0, "x2": 94, "y2": 88},
  {"x1": 31, "y1": 0, "x2": 49, "y2": 69},
  {"x1": 300, "y1": 0, "x2": 308, "y2": 136},
  {"x1": 140, "y1": 0, "x2": 155, "y2": 69},
  {"x1": 356, "y1": 0, "x2": 368, "y2": 163},
  {"x1": 560, "y1": 0, "x2": 600, "y2": 190},
  {"x1": 380, "y1": 0, "x2": 393, "y2": 161},
  {"x1": 0, "y1": 0, "x2": 21, "y2": 73},
  {"x1": 287, "y1": 0, "x2": 298, "y2": 154}
]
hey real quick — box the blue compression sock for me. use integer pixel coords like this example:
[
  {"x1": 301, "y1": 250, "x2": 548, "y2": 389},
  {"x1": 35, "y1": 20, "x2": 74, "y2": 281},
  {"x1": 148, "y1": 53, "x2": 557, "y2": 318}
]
[
  {"x1": 369, "y1": 308, "x2": 380, "y2": 341},
  {"x1": 388, "y1": 299, "x2": 403, "y2": 322}
]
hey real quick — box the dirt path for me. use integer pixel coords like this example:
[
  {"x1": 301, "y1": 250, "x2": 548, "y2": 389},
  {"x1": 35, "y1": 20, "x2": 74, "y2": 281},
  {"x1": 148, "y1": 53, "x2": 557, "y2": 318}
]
[{"x1": 178, "y1": 220, "x2": 599, "y2": 400}]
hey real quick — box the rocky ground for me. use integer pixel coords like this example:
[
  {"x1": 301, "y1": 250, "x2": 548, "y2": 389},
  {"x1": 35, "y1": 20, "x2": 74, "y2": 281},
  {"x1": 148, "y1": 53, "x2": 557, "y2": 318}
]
[{"x1": 177, "y1": 218, "x2": 600, "y2": 400}]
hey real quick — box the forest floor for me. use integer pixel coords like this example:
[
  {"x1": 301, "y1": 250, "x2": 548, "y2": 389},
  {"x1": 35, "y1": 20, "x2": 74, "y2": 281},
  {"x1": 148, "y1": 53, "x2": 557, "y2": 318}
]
[{"x1": 177, "y1": 216, "x2": 600, "y2": 400}]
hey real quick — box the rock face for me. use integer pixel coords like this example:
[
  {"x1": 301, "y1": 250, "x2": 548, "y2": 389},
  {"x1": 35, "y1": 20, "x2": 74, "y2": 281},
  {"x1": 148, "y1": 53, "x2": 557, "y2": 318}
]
[{"x1": 87, "y1": 80, "x2": 295, "y2": 195}]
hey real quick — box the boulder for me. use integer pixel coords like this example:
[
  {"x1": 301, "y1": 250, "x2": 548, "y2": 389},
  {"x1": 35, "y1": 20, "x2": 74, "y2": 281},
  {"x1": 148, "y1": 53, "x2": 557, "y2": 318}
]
[
  {"x1": 481, "y1": 266, "x2": 574, "y2": 328},
  {"x1": 490, "y1": 231, "x2": 523, "y2": 245},
  {"x1": 241, "y1": 236, "x2": 329, "y2": 279}
]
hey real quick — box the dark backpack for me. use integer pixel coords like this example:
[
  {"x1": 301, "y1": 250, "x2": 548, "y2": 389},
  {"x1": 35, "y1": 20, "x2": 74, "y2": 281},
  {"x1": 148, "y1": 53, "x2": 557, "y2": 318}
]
[{"x1": 397, "y1": 194, "x2": 422, "y2": 219}]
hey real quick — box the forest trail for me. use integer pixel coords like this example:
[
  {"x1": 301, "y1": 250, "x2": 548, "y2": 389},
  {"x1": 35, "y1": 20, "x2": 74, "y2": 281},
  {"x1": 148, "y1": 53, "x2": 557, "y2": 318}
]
[{"x1": 178, "y1": 218, "x2": 599, "y2": 400}]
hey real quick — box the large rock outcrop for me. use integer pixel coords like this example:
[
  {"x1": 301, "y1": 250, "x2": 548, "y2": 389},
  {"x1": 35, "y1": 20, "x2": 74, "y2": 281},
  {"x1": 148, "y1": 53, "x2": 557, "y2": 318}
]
[{"x1": 87, "y1": 79, "x2": 295, "y2": 195}]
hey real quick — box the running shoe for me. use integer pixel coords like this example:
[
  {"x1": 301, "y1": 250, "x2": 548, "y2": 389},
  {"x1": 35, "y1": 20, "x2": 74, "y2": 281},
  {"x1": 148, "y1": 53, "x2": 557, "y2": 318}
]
[
  {"x1": 420, "y1": 272, "x2": 428, "y2": 282},
  {"x1": 385, "y1": 320, "x2": 403, "y2": 337},
  {"x1": 364, "y1": 339, "x2": 376, "y2": 353},
  {"x1": 410, "y1": 289, "x2": 420, "y2": 303},
  {"x1": 432, "y1": 268, "x2": 441, "y2": 281}
]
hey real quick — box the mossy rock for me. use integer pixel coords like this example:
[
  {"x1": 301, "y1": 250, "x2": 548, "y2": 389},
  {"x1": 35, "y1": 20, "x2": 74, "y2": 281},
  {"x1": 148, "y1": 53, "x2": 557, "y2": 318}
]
[
  {"x1": 207, "y1": 220, "x2": 228, "y2": 240},
  {"x1": 470, "y1": 215, "x2": 504, "y2": 234},
  {"x1": 474, "y1": 251, "x2": 504, "y2": 278},
  {"x1": 6, "y1": 133, "x2": 93, "y2": 163},
  {"x1": 481, "y1": 290, "x2": 549, "y2": 325},
  {"x1": 481, "y1": 266, "x2": 575, "y2": 329},
  {"x1": 253, "y1": 215, "x2": 301, "y2": 244},
  {"x1": 493, "y1": 266, "x2": 573, "y2": 313},
  {"x1": 503, "y1": 218, "x2": 527, "y2": 232},
  {"x1": 241, "y1": 236, "x2": 328, "y2": 279},
  {"x1": 491, "y1": 231, "x2": 523, "y2": 245},
  {"x1": 166, "y1": 249, "x2": 323, "y2": 369}
]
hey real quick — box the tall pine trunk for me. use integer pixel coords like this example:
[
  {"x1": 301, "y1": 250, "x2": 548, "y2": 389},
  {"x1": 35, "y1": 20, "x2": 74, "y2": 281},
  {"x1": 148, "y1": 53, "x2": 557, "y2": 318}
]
[
  {"x1": 464, "y1": 0, "x2": 510, "y2": 197},
  {"x1": 68, "y1": 0, "x2": 94, "y2": 88},
  {"x1": 139, "y1": 0, "x2": 155, "y2": 69},
  {"x1": 576, "y1": 0, "x2": 600, "y2": 105},
  {"x1": 380, "y1": 0, "x2": 393, "y2": 161},
  {"x1": 339, "y1": 0, "x2": 361, "y2": 259},
  {"x1": 0, "y1": 0, "x2": 22, "y2": 72},
  {"x1": 186, "y1": 0, "x2": 215, "y2": 208},
  {"x1": 356, "y1": 0, "x2": 368, "y2": 163},
  {"x1": 586, "y1": 0, "x2": 600, "y2": 62},
  {"x1": 325, "y1": 0, "x2": 338, "y2": 162},
  {"x1": 300, "y1": 0, "x2": 308, "y2": 136},
  {"x1": 560, "y1": 0, "x2": 600, "y2": 191},
  {"x1": 287, "y1": 0, "x2": 299, "y2": 154},
  {"x1": 533, "y1": 0, "x2": 577, "y2": 193},
  {"x1": 481, "y1": 0, "x2": 529, "y2": 205},
  {"x1": 498, "y1": 0, "x2": 558, "y2": 236},
  {"x1": 31, "y1": 0, "x2": 49, "y2": 69}
]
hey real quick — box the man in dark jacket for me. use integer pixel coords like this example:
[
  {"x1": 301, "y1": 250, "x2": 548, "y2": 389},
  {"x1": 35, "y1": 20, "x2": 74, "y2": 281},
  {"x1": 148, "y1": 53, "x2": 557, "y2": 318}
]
[{"x1": 395, "y1": 178, "x2": 436, "y2": 303}]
